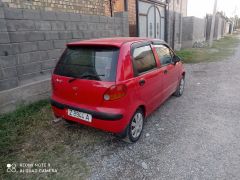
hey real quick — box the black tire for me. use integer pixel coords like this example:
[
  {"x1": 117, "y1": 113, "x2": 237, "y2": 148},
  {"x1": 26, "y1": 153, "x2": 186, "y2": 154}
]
[
  {"x1": 174, "y1": 76, "x2": 185, "y2": 97},
  {"x1": 122, "y1": 109, "x2": 144, "y2": 143}
]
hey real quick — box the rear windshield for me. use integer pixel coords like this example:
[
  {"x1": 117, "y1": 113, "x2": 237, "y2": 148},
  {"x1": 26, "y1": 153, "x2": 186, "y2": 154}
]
[{"x1": 54, "y1": 46, "x2": 119, "y2": 81}]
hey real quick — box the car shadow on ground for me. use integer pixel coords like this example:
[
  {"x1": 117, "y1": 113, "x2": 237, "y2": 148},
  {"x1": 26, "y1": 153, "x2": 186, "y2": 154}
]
[{"x1": 58, "y1": 94, "x2": 182, "y2": 151}]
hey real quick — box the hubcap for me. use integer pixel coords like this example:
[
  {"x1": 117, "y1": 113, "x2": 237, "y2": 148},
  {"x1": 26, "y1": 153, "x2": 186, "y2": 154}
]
[
  {"x1": 179, "y1": 78, "x2": 185, "y2": 95},
  {"x1": 131, "y1": 112, "x2": 143, "y2": 138}
]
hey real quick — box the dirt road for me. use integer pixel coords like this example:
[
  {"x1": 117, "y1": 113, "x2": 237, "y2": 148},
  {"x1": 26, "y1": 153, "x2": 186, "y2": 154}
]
[{"x1": 84, "y1": 38, "x2": 240, "y2": 180}]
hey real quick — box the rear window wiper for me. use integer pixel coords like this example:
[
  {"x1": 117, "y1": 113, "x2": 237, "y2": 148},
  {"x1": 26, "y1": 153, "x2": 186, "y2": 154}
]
[
  {"x1": 80, "y1": 74, "x2": 105, "y2": 80},
  {"x1": 68, "y1": 75, "x2": 81, "y2": 83},
  {"x1": 68, "y1": 74, "x2": 105, "y2": 83}
]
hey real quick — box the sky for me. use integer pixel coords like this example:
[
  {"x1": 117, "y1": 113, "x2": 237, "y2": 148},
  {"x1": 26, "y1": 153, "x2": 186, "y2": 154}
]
[{"x1": 187, "y1": 0, "x2": 240, "y2": 18}]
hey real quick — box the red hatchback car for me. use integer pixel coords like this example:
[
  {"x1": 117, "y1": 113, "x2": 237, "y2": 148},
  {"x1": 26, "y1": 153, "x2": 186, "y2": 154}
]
[{"x1": 51, "y1": 37, "x2": 185, "y2": 142}]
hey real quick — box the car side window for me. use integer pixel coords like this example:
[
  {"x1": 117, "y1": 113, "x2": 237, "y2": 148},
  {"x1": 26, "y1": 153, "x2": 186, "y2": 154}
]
[
  {"x1": 154, "y1": 45, "x2": 173, "y2": 66},
  {"x1": 132, "y1": 45, "x2": 157, "y2": 74}
]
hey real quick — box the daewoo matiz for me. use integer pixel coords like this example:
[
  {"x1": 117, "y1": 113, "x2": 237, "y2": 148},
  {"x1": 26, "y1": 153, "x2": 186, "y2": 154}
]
[{"x1": 51, "y1": 37, "x2": 185, "y2": 142}]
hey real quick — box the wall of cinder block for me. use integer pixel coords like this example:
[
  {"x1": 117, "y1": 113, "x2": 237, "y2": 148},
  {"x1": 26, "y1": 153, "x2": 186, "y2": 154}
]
[
  {"x1": 182, "y1": 16, "x2": 206, "y2": 48},
  {"x1": 0, "y1": 3, "x2": 129, "y2": 91}
]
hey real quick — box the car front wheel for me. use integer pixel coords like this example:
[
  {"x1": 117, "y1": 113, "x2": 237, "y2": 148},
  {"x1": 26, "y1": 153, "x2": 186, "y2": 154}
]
[{"x1": 174, "y1": 76, "x2": 185, "y2": 97}]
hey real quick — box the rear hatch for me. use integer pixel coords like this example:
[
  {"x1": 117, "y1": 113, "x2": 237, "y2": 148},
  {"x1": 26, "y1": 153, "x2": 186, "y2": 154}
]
[{"x1": 52, "y1": 45, "x2": 119, "y2": 107}]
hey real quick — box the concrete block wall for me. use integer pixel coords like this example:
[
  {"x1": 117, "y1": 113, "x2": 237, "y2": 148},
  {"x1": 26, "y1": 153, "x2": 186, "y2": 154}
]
[
  {"x1": 0, "y1": 6, "x2": 129, "y2": 92},
  {"x1": 182, "y1": 17, "x2": 194, "y2": 48},
  {"x1": 224, "y1": 22, "x2": 231, "y2": 35},
  {"x1": 205, "y1": 13, "x2": 229, "y2": 41},
  {"x1": 215, "y1": 15, "x2": 223, "y2": 40},
  {"x1": 167, "y1": 0, "x2": 188, "y2": 50},
  {"x1": 205, "y1": 15, "x2": 211, "y2": 41},
  {"x1": 182, "y1": 16, "x2": 205, "y2": 48},
  {"x1": 0, "y1": 78, "x2": 51, "y2": 113},
  {"x1": 192, "y1": 17, "x2": 206, "y2": 42},
  {"x1": 0, "y1": 3, "x2": 129, "y2": 113}
]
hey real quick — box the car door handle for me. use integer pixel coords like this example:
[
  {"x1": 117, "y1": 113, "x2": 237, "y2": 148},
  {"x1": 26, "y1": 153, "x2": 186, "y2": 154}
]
[
  {"x1": 164, "y1": 70, "x2": 168, "y2": 74},
  {"x1": 139, "y1": 79, "x2": 145, "y2": 86}
]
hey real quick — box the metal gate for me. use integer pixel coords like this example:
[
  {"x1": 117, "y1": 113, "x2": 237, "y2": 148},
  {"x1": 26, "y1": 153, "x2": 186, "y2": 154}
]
[{"x1": 138, "y1": 0, "x2": 166, "y2": 40}]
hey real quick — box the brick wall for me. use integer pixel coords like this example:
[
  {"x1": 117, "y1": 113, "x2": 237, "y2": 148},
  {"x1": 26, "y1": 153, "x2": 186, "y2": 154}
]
[
  {"x1": 2, "y1": 0, "x2": 106, "y2": 15},
  {"x1": 104, "y1": 0, "x2": 112, "y2": 17},
  {"x1": 105, "y1": 0, "x2": 125, "y2": 17},
  {"x1": 105, "y1": 0, "x2": 136, "y2": 37},
  {"x1": 0, "y1": 5, "x2": 129, "y2": 92},
  {"x1": 127, "y1": 0, "x2": 136, "y2": 37}
]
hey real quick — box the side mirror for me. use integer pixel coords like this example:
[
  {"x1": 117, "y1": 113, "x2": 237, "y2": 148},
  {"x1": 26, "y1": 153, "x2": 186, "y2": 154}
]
[{"x1": 172, "y1": 55, "x2": 181, "y2": 64}]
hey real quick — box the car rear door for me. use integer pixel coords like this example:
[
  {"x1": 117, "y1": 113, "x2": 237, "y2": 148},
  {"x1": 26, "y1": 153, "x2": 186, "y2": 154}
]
[
  {"x1": 153, "y1": 44, "x2": 179, "y2": 98},
  {"x1": 52, "y1": 46, "x2": 119, "y2": 107},
  {"x1": 131, "y1": 42, "x2": 164, "y2": 113}
]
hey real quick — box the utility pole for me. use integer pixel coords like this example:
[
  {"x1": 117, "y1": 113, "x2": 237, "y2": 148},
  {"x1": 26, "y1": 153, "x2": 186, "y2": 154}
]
[
  {"x1": 209, "y1": 0, "x2": 218, "y2": 47},
  {"x1": 233, "y1": 6, "x2": 238, "y2": 30}
]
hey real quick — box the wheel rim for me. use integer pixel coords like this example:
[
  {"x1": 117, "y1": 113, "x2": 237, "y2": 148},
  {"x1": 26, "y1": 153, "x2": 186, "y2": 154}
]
[
  {"x1": 179, "y1": 78, "x2": 185, "y2": 95},
  {"x1": 131, "y1": 112, "x2": 143, "y2": 138}
]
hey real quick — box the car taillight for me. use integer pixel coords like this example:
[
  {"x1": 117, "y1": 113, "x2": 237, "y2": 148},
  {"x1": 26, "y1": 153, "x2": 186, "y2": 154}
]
[{"x1": 103, "y1": 84, "x2": 127, "y2": 101}]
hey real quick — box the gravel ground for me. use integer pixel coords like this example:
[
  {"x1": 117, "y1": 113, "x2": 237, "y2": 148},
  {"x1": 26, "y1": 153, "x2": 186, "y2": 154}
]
[{"x1": 83, "y1": 40, "x2": 240, "y2": 180}]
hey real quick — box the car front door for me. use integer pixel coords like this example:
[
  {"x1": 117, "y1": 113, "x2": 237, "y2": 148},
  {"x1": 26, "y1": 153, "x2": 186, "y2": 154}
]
[
  {"x1": 131, "y1": 43, "x2": 164, "y2": 113},
  {"x1": 153, "y1": 44, "x2": 179, "y2": 99}
]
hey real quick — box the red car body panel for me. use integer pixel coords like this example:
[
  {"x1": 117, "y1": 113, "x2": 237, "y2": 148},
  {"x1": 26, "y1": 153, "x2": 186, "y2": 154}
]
[{"x1": 51, "y1": 37, "x2": 185, "y2": 134}]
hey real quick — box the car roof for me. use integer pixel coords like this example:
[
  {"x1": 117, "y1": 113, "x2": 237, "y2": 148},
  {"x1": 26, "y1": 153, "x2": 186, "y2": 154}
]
[{"x1": 67, "y1": 37, "x2": 166, "y2": 47}]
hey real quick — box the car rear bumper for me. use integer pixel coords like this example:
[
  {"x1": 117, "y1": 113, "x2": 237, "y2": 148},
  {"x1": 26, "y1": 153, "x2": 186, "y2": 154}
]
[
  {"x1": 50, "y1": 99, "x2": 128, "y2": 133},
  {"x1": 51, "y1": 99, "x2": 123, "y2": 121}
]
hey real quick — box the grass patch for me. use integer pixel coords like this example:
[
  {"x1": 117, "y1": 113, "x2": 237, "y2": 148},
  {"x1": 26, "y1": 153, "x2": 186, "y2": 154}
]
[
  {"x1": 176, "y1": 35, "x2": 240, "y2": 63},
  {"x1": 0, "y1": 100, "x2": 49, "y2": 156},
  {"x1": 0, "y1": 100, "x2": 110, "y2": 179}
]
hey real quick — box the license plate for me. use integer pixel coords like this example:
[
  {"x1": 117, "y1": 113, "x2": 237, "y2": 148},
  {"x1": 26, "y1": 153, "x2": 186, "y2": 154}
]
[{"x1": 68, "y1": 109, "x2": 92, "y2": 122}]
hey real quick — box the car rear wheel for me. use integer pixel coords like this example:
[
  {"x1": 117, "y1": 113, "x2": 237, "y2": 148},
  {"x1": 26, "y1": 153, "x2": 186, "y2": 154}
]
[
  {"x1": 174, "y1": 76, "x2": 185, "y2": 97},
  {"x1": 122, "y1": 109, "x2": 144, "y2": 143}
]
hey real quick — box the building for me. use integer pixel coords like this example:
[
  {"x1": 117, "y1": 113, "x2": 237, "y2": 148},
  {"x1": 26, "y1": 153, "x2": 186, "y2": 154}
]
[
  {"x1": 111, "y1": 0, "x2": 188, "y2": 50},
  {"x1": 181, "y1": 12, "x2": 234, "y2": 48},
  {"x1": 0, "y1": 0, "x2": 187, "y2": 113},
  {"x1": 206, "y1": 12, "x2": 233, "y2": 41}
]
